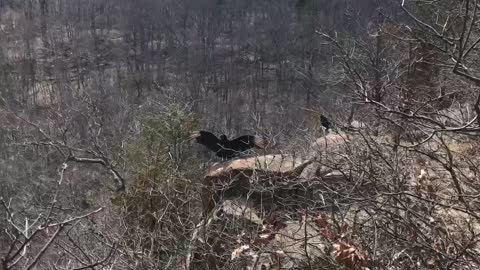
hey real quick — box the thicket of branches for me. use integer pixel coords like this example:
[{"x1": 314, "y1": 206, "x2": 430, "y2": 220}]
[{"x1": 2, "y1": 0, "x2": 480, "y2": 269}]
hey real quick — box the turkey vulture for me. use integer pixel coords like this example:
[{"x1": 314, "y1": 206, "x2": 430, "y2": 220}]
[
  {"x1": 189, "y1": 130, "x2": 269, "y2": 159},
  {"x1": 320, "y1": 115, "x2": 333, "y2": 131}
]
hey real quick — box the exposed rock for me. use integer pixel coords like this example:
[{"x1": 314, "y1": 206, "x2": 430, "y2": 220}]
[
  {"x1": 298, "y1": 162, "x2": 320, "y2": 180},
  {"x1": 202, "y1": 133, "x2": 353, "y2": 212},
  {"x1": 205, "y1": 154, "x2": 311, "y2": 178},
  {"x1": 199, "y1": 133, "x2": 358, "y2": 269},
  {"x1": 221, "y1": 199, "x2": 263, "y2": 225},
  {"x1": 218, "y1": 198, "x2": 327, "y2": 269},
  {"x1": 202, "y1": 154, "x2": 313, "y2": 214},
  {"x1": 310, "y1": 132, "x2": 350, "y2": 156}
]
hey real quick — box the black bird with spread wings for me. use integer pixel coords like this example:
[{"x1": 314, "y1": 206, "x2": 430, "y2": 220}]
[
  {"x1": 189, "y1": 130, "x2": 269, "y2": 159},
  {"x1": 320, "y1": 115, "x2": 333, "y2": 131}
]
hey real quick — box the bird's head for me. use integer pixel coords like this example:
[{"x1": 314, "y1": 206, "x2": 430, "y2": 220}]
[
  {"x1": 220, "y1": 134, "x2": 228, "y2": 142},
  {"x1": 188, "y1": 131, "x2": 201, "y2": 141}
]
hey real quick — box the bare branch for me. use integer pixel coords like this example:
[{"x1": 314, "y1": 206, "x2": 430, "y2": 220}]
[{"x1": 23, "y1": 225, "x2": 63, "y2": 270}]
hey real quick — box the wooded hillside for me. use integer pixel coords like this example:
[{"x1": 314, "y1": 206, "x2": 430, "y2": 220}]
[{"x1": 2, "y1": 0, "x2": 480, "y2": 269}]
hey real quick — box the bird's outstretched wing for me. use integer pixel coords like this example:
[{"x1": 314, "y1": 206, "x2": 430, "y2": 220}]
[{"x1": 189, "y1": 130, "x2": 222, "y2": 152}]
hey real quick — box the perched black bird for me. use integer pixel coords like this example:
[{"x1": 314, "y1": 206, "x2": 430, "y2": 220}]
[
  {"x1": 189, "y1": 130, "x2": 269, "y2": 159},
  {"x1": 320, "y1": 115, "x2": 333, "y2": 131}
]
